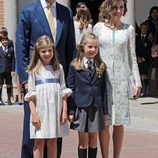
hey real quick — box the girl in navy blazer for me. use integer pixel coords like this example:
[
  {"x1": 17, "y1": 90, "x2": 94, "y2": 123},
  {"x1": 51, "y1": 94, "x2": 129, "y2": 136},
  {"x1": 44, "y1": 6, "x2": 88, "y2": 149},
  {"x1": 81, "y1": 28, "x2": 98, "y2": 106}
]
[{"x1": 67, "y1": 33, "x2": 108, "y2": 158}]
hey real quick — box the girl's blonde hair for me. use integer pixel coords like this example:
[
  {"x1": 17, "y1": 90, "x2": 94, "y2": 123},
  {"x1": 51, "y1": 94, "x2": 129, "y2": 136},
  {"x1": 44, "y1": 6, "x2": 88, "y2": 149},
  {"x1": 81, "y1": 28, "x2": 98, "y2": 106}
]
[
  {"x1": 100, "y1": 0, "x2": 127, "y2": 21},
  {"x1": 27, "y1": 35, "x2": 60, "y2": 72},
  {"x1": 72, "y1": 33, "x2": 106, "y2": 73},
  {"x1": 76, "y1": 7, "x2": 92, "y2": 30}
]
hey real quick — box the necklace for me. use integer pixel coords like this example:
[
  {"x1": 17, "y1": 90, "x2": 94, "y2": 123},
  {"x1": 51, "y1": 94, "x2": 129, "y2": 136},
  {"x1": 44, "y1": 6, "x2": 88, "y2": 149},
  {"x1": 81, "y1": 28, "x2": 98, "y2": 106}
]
[{"x1": 105, "y1": 21, "x2": 123, "y2": 31}]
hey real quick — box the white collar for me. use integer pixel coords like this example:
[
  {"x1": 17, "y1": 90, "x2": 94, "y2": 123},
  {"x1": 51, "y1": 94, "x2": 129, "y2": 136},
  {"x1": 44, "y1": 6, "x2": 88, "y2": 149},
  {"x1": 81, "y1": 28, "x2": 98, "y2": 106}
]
[
  {"x1": 83, "y1": 57, "x2": 94, "y2": 69},
  {"x1": 83, "y1": 57, "x2": 93, "y2": 64},
  {"x1": 40, "y1": 0, "x2": 56, "y2": 9},
  {"x1": 141, "y1": 33, "x2": 146, "y2": 37}
]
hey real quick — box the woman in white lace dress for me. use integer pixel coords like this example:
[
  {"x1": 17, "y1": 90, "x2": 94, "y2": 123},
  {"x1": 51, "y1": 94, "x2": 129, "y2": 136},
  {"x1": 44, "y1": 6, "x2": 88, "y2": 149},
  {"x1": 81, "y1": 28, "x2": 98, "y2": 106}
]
[{"x1": 93, "y1": 0, "x2": 141, "y2": 158}]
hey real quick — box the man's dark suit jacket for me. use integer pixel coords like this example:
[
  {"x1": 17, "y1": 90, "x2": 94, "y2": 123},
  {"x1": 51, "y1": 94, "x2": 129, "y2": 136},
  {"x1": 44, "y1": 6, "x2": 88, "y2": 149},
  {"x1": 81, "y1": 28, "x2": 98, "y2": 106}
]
[{"x1": 67, "y1": 64, "x2": 108, "y2": 115}]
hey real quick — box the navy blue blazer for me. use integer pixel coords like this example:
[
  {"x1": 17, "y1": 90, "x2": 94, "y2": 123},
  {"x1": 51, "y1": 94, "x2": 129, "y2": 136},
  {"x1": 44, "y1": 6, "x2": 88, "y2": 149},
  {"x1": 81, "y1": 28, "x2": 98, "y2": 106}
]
[
  {"x1": 67, "y1": 64, "x2": 108, "y2": 115},
  {"x1": 16, "y1": 0, "x2": 76, "y2": 83},
  {"x1": 0, "y1": 44, "x2": 15, "y2": 73}
]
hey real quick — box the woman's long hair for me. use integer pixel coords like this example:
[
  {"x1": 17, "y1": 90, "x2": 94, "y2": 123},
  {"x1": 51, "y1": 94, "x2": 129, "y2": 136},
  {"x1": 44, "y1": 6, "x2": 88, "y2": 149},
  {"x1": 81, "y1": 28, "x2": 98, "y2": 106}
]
[
  {"x1": 148, "y1": 6, "x2": 158, "y2": 21},
  {"x1": 76, "y1": 7, "x2": 92, "y2": 30},
  {"x1": 100, "y1": 0, "x2": 127, "y2": 21}
]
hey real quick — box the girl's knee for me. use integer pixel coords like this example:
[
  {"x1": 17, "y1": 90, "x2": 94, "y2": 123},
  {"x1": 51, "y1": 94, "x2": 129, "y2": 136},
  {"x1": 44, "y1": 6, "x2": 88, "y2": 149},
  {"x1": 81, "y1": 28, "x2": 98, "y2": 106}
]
[
  {"x1": 46, "y1": 138, "x2": 57, "y2": 148},
  {"x1": 34, "y1": 139, "x2": 45, "y2": 150},
  {"x1": 79, "y1": 132, "x2": 88, "y2": 148}
]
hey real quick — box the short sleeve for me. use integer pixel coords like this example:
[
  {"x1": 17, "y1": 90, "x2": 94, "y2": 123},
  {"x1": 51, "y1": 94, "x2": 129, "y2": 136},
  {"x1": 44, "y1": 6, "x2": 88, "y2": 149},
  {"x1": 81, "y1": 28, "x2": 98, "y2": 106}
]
[
  {"x1": 59, "y1": 65, "x2": 72, "y2": 97},
  {"x1": 24, "y1": 72, "x2": 36, "y2": 101}
]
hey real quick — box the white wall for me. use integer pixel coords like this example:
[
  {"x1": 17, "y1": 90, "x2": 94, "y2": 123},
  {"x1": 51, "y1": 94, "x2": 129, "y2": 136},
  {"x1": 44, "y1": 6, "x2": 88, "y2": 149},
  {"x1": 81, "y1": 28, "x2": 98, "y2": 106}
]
[
  {"x1": 135, "y1": 0, "x2": 158, "y2": 26},
  {"x1": 122, "y1": 0, "x2": 135, "y2": 26},
  {"x1": 4, "y1": 0, "x2": 17, "y2": 40}
]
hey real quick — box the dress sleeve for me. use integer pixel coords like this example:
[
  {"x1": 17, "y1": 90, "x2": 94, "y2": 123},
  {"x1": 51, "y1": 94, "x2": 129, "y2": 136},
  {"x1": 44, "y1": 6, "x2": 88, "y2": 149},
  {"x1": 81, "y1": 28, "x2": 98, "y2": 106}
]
[
  {"x1": 93, "y1": 22, "x2": 101, "y2": 37},
  {"x1": 127, "y1": 25, "x2": 142, "y2": 87},
  {"x1": 24, "y1": 72, "x2": 36, "y2": 101},
  {"x1": 59, "y1": 65, "x2": 72, "y2": 97}
]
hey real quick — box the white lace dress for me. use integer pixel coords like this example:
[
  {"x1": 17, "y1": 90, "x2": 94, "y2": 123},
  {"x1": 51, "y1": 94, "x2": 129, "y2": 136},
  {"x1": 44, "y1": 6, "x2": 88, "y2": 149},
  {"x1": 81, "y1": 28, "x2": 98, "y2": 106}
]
[
  {"x1": 25, "y1": 64, "x2": 72, "y2": 139},
  {"x1": 93, "y1": 22, "x2": 141, "y2": 126}
]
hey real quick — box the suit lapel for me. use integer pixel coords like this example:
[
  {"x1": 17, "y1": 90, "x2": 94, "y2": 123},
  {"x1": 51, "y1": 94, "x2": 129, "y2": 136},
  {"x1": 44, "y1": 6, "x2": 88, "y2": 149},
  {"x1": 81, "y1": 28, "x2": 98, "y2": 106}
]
[
  {"x1": 56, "y1": 3, "x2": 64, "y2": 46},
  {"x1": 82, "y1": 68, "x2": 90, "y2": 81},
  {"x1": 34, "y1": 1, "x2": 53, "y2": 39}
]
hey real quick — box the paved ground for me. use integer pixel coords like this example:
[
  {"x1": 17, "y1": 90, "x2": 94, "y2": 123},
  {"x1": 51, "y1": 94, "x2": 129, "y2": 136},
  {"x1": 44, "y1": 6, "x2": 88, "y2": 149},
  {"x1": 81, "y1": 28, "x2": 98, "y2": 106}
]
[{"x1": 0, "y1": 87, "x2": 158, "y2": 158}]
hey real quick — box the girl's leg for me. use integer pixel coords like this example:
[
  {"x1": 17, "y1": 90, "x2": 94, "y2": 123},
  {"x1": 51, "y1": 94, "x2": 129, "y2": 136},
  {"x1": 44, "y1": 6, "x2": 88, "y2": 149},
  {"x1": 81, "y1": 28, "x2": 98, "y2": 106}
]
[
  {"x1": 113, "y1": 125, "x2": 124, "y2": 158},
  {"x1": 33, "y1": 139, "x2": 45, "y2": 158},
  {"x1": 88, "y1": 132, "x2": 98, "y2": 158},
  {"x1": 47, "y1": 138, "x2": 57, "y2": 158},
  {"x1": 99, "y1": 126, "x2": 110, "y2": 158},
  {"x1": 78, "y1": 132, "x2": 88, "y2": 158}
]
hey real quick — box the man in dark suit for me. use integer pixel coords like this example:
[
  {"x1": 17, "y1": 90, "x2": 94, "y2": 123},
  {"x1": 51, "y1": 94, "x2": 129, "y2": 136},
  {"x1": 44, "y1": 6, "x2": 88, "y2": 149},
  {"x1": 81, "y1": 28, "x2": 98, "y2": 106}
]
[{"x1": 16, "y1": 0, "x2": 76, "y2": 158}]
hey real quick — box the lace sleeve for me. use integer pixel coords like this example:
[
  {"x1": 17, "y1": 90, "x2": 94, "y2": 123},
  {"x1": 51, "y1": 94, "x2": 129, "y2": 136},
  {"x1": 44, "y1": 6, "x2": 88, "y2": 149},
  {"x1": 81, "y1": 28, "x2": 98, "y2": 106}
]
[{"x1": 127, "y1": 25, "x2": 141, "y2": 87}]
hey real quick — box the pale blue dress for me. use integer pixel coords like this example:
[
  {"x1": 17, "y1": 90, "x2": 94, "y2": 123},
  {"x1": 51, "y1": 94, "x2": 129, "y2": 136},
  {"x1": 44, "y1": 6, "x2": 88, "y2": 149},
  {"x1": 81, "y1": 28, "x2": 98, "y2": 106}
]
[
  {"x1": 93, "y1": 22, "x2": 141, "y2": 126},
  {"x1": 25, "y1": 64, "x2": 72, "y2": 139}
]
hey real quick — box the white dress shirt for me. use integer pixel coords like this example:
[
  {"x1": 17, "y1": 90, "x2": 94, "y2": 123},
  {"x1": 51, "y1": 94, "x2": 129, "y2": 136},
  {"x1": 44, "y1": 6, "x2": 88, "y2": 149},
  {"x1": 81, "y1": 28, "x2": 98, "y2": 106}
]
[{"x1": 83, "y1": 57, "x2": 94, "y2": 69}]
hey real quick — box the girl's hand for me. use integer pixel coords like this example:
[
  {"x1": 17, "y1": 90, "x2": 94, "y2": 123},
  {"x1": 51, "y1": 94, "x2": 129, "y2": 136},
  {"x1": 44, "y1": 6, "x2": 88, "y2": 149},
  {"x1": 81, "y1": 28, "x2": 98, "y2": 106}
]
[
  {"x1": 11, "y1": 71, "x2": 15, "y2": 77},
  {"x1": 32, "y1": 112, "x2": 41, "y2": 129},
  {"x1": 133, "y1": 87, "x2": 141, "y2": 98},
  {"x1": 68, "y1": 115, "x2": 74, "y2": 123},
  {"x1": 104, "y1": 114, "x2": 109, "y2": 121},
  {"x1": 61, "y1": 110, "x2": 68, "y2": 125}
]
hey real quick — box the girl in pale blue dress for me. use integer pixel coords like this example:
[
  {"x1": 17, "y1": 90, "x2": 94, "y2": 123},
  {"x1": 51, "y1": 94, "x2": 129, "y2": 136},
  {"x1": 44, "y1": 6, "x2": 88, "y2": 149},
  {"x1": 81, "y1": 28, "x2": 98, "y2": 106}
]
[{"x1": 25, "y1": 35, "x2": 72, "y2": 158}]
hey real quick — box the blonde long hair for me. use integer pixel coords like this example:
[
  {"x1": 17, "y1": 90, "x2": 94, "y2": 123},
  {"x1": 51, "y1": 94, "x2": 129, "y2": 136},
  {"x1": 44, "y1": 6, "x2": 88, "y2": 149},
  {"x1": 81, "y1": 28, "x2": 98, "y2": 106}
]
[
  {"x1": 76, "y1": 7, "x2": 92, "y2": 31},
  {"x1": 27, "y1": 35, "x2": 60, "y2": 73},
  {"x1": 100, "y1": 0, "x2": 127, "y2": 21},
  {"x1": 71, "y1": 33, "x2": 106, "y2": 73}
]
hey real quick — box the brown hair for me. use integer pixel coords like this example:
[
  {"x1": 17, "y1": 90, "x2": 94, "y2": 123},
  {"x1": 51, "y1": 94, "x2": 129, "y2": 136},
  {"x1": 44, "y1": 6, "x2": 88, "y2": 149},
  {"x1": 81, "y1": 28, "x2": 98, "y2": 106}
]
[
  {"x1": 100, "y1": 0, "x2": 127, "y2": 21},
  {"x1": 27, "y1": 35, "x2": 60, "y2": 72},
  {"x1": 71, "y1": 33, "x2": 106, "y2": 73},
  {"x1": 76, "y1": 7, "x2": 92, "y2": 30}
]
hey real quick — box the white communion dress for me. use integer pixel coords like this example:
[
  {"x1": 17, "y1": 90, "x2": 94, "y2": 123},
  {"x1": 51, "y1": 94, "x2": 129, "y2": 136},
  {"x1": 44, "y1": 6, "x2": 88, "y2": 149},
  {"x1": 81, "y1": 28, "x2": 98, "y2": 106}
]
[{"x1": 25, "y1": 64, "x2": 72, "y2": 139}]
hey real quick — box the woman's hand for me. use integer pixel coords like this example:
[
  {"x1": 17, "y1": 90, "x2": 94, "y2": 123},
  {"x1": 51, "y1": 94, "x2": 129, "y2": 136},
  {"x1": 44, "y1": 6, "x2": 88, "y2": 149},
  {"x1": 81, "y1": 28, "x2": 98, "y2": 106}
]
[
  {"x1": 133, "y1": 87, "x2": 141, "y2": 98},
  {"x1": 104, "y1": 114, "x2": 109, "y2": 121},
  {"x1": 137, "y1": 57, "x2": 145, "y2": 63},
  {"x1": 32, "y1": 112, "x2": 41, "y2": 129}
]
